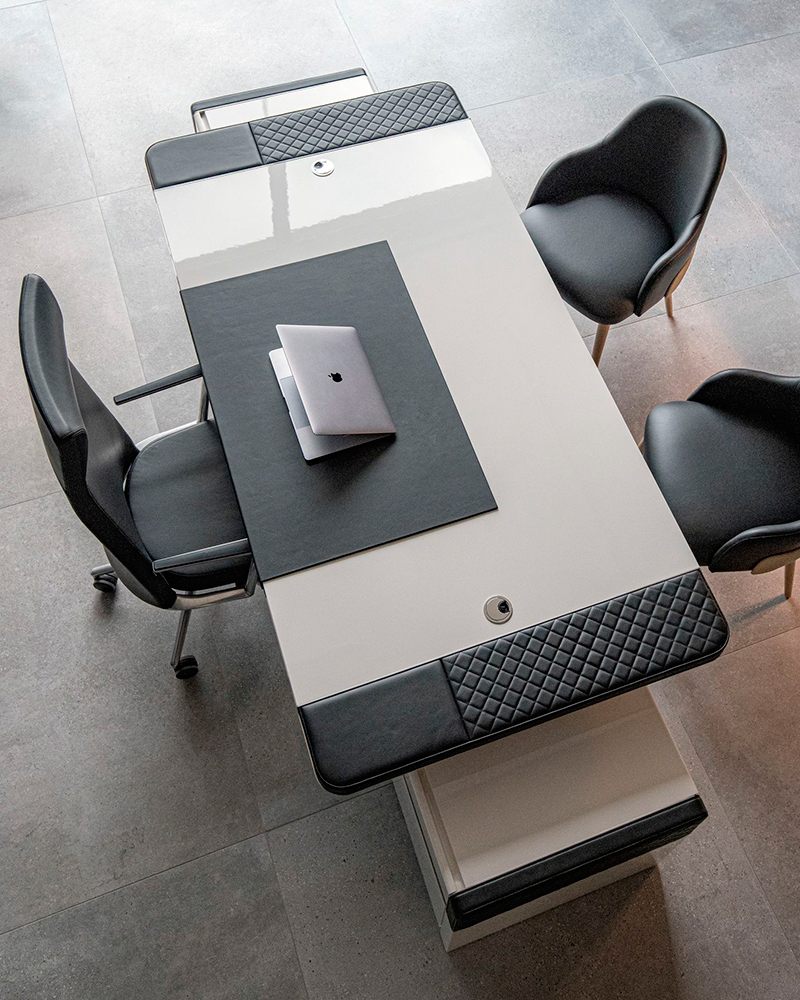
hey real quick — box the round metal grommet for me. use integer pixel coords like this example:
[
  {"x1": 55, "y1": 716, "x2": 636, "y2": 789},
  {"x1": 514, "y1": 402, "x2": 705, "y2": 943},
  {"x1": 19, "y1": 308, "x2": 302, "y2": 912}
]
[
  {"x1": 484, "y1": 595, "x2": 513, "y2": 624},
  {"x1": 311, "y1": 158, "x2": 334, "y2": 176}
]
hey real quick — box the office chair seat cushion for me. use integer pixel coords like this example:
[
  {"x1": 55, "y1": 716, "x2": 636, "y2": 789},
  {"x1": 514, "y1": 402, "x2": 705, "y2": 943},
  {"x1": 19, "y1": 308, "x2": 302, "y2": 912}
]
[
  {"x1": 644, "y1": 400, "x2": 800, "y2": 567},
  {"x1": 126, "y1": 420, "x2": 250, "y2": 591},
  {"x1": 521, "y1": 192, "x2": 672, "y2": 325}
]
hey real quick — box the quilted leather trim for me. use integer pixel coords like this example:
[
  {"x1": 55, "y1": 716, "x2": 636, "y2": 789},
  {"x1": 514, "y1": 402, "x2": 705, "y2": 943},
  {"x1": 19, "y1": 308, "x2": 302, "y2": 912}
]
[
  {"x1": 443, "y1": 571, "x2": 728, "y2": 738},
  {"x1": 249, "y1": 81, "x2": 466, "y2": 164}
]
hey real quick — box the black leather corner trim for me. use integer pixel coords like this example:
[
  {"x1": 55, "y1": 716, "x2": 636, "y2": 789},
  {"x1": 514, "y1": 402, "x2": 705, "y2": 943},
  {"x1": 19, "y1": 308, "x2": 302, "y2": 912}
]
[
  {"x1": 446, "y1": 795, "x2": 707, "y2": 930},
  {"x1": 444, "y1": 571, "x2": 728, "y2": 738},
  {"x1": 191, "y1": 69, "x2": 367, "y2": 114},
  {"x1": 249, "y1": 81, "x2": 466, "y2": 164},
  {"x1": 299, "y1": 661, "x2": 468, "y2": 793},
  {"x1": 299, "y1": 571, "x2": 727, "y2": 795},
  {"x1": 146, "y1": 124, "x2": 262, "y2": 189}
]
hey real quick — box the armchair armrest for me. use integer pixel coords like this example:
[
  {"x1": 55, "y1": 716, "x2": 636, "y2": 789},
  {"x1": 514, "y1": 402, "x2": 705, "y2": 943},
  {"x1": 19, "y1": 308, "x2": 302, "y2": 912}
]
[
  {"x1": 636, "y1": 215, "x2": 701, "y2": 316},
  {"x1": 710, "y1": 519, "x2": 800, "y2": 573},
  {"x1": 689, "y1": 369, "x2": 800, "y2": 424},
  {"x1": 527, "y1": 141, "x2": 608, "y2": 208},
  {"x1": 152, "y1": 537, "x2": 251, "y2": 574},
  {"x1": 114, "y1": 364, "x2": 203, "y2": 405}
]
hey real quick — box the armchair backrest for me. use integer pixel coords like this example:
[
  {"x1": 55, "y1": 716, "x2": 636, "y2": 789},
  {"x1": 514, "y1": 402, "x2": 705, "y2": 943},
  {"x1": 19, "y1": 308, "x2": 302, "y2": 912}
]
[
  {"x1": 529, "y1": 97, "x2": 726, "y2": 316},
  {"x1": 18, "y1": 274, "x2": 176, "y2": 608},
  {"x1": 601, "y1": 96, "x2": 726, "y2": 238}
]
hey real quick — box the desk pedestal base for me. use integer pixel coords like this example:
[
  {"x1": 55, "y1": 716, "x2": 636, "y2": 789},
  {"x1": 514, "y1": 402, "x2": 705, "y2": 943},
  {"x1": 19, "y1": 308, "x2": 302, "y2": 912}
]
[{"x1": 394, "y1": 686, "x2": 704, "y2": 951}]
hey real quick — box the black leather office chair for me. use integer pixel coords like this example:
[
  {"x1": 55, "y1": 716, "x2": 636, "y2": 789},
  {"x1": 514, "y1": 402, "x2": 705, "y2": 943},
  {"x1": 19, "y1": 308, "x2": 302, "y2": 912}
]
[
  {"x1": 643, "y1": 369, "x2": 800, "y2": 600},
  {"x1": 19, "y1": 274, "x2": 255, "y2": 678},
  {"x1": 520, "y1": 97, "x2": 727, "y2": 365}
]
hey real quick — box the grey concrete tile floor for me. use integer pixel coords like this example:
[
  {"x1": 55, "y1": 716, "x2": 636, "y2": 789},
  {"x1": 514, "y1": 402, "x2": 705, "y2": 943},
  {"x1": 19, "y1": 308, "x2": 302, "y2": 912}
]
[{"x1": 3, "y1": 0, "x2": 800, "y2": 995}]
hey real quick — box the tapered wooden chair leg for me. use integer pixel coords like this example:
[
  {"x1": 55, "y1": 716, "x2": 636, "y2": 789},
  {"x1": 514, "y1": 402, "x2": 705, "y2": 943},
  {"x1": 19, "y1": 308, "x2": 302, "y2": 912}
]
[
  {"x1": 592, "y1": 324, "x2": 610, "y2": 366},
  {"x1": 785, "y1": 561, "x2": 796, "y2": 600},
  {"x1": 664, "y1": 251, "x2": 694, "y2": 321}
]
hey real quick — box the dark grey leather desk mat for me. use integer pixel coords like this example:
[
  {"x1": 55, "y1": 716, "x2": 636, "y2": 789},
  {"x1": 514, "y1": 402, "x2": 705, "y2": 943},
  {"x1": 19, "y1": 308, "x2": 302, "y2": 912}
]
[
  {"x1": 300, "y1": 570, "x2": 729, "y2": 793},
  {"x1": 181, "y1": 241, "x2": 496, "y2": 581}
]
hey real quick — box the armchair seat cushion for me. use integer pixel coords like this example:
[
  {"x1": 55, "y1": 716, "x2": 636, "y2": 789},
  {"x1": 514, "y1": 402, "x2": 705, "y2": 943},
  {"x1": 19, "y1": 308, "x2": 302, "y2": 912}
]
[
  {"x1": 521, "y1": 192, "x2": 672, "y2": 325},
  {"x1": 644, "y1": 400, "x2": 800, "y2": 566},
  {"x1": 126, "y1": 420, "x2": 250, "y2": 591}
]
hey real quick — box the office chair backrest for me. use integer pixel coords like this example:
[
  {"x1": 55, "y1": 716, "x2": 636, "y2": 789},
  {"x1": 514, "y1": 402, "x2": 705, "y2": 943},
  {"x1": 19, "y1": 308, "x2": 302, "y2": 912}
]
[
  {"x1": 601, "y1": 96, "x2": 726, "y2": 238},
  {"x1": 19, "y1": 274, "x2": 176, "y2": 609}
]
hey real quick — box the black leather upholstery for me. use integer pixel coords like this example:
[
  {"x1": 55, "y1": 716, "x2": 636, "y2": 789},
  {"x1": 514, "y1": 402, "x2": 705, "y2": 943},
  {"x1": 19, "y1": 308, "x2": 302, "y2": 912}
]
[
  {"x1": 19, "y1": 274, "x2": 175, "y2": 608},
  {"x1": 644, "y1": 369, "x2": 800, "y2": 571},
  {"x1": 299, "y1": 570, "x2": 727, "y2": 793},
  {"x1": 19, "y1": 274, "x2": 249, "y2": 606},
  {"x1": 249, "y1": 81, "x2": 465, "y2": 164},
  {"x1": 522, "y1": 193, "x2": 672, "y2": 325},
  {"x1": 520, "y1": 97, "x2": 726, "y2": 325},
  {"x1": 126, "y1": 420, "x2": 250, "y2": 590},
  {"x1": 146, "y1": 124, "x2": 262, "y2": 189},
  {"x1": 446, "y1": 796, "x2": 707, "y2": 930},
  {"x1": 300, "y1": 660, "x2": 468, "y2": 792}
]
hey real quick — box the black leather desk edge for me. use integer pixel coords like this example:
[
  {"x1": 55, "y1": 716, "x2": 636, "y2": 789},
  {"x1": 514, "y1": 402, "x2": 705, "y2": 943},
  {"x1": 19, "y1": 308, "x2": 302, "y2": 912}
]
[
  {"x1": 445, "y1": 795, "x2": 707, "y2": 930},
  {"x1": 147, "y1": 81, "x2": 467, "y2": 189},
  {"x1": 146, "y1": 123, "x2": 263, "y2": 189},
  {"x1": 190, "y1": 68, "x2": 367, "y2": 114},
  {"x1": 298, "y1": 570, "x2": 729, "y2": 794}
]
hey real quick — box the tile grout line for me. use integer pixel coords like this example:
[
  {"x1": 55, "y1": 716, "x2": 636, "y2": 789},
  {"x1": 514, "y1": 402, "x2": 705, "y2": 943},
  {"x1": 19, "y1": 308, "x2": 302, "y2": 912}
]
[
  {"x1": 610, "y1": 0, "x2": 661, "y2": 73},
  {"x1": 729, "y1": 163, "x2": 800, "y2": 269},
  {"x1": 0, "y1": 185, "x2": 148, "y2": 228},
  {"x1": 578, "y1": 269, "x2": 800, "y2": 342},
  {"x1": 657, "y1": 25, "x2": 800, "y2": 68},
  {"x1": 43, "y1": 3, "x2": 157, "y2": 427},
  {"x1": 0, "y1": 788, "x2": 363, "y2": 940},
  {"x1": 42, "y1": 1, "x2": 97, "y2": 202},
  {"x1": 0, "y1": 489, "x2": 62, "y2": 514},
  {"x1": 0, "y1": 831, "x2": 267, "y2": 940},
  {"x1": 0, "y1": 192, "x2": 98, "y2": 225},
  {"x1": 664, "y1": 666, "x2": 800, "y2": 968},
  {"x1": 466, "y1": 60, "x2": 667, "y2": 117},
  {"x1": 657, "y1": 55, "x2": 800, "y2": 269},
  {"x1": 329, "y1": 0, "x2": 379, "y2": 89}
]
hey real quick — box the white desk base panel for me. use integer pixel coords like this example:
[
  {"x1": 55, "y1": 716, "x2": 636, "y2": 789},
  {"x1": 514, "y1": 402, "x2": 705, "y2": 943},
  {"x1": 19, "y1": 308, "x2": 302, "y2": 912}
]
[{"x1": 395, "y1": 687, "x2": 700, "y2": 951}]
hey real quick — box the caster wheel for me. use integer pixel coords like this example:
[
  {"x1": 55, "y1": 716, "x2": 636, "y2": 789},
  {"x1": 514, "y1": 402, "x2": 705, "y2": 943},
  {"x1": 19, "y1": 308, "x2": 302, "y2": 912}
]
[
  {"x1": 92, "y1": 573, "x2": 117, "y2": 593},
  {"x1": 174, "y1": 656, "x2": 198, "y2": 680}
]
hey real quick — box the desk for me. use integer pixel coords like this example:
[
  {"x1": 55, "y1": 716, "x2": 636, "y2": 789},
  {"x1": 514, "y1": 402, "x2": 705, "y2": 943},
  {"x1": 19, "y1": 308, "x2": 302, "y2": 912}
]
[
  {"x1": 147, "y1": 80, "x2": 727, "y2": 944},
  {"x1": 148, "y1": 81, "x2": 727, "y2": 791}
]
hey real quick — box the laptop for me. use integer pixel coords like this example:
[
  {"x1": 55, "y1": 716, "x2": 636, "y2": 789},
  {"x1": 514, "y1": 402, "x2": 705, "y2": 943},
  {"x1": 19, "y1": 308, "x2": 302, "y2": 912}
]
[{"x1": 269, "y1": 324, "x2": 395, "y2": 461}]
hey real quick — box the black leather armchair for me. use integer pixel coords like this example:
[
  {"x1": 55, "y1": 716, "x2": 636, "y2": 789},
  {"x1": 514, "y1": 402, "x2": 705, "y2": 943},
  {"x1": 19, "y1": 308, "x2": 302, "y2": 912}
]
[
  {"x1": 19, "y1": 274, "x2": 255, "y2": 678},
  {"x1": 521, "y1": 97, "x2": 726, "y2": 365},
  {"x1": 643, "y1": 369, "x2": 800, "y2": 598}
]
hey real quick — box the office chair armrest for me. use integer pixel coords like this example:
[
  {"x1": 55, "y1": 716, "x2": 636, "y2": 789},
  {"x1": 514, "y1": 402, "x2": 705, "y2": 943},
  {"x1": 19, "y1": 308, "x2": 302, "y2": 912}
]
[
  {"x1": 710, "y1": 520, "x2": 800, "y2": 573},
  {"x1": 114, "y1": 364, "x2": 203, "y2": 405},
  {"x1": 152, "y1": 537, "x2": 251, "y2": 573},
  {"x1": 635, "y1": 216, "x2": 701, "y2": 316},
  {"x1": 689, "y1": 369, "x2": 800, "y2": 423}
]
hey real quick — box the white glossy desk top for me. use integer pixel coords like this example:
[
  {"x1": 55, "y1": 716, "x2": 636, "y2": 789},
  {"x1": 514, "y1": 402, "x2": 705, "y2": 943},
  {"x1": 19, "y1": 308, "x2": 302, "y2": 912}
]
[{"x1": 154, "y1": 118, "x2": 696, "y2": 706}]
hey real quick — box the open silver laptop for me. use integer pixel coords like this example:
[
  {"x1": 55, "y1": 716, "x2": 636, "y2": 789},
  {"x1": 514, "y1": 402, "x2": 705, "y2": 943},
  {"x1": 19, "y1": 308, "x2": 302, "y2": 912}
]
[{"x1": 269, "y1": 324, "x2": 395, "y2": 461}]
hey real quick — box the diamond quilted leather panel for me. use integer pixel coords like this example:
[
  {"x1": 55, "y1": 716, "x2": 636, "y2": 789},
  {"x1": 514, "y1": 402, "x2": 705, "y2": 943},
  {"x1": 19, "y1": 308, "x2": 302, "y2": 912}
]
[
  {"x1": 249, "y1": 81, "x2": 466, "y2": 164},
  {"x1": 444, "y1": 571, "x2": 728, "y2": 739}
]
